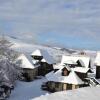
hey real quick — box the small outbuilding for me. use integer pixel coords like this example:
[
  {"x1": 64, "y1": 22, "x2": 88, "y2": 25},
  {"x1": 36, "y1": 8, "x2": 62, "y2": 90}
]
[
  {"x1": 31, "y1": 49, "x2": 54, "y2": 76},
  {"x1": 17, "y1": 54, "x2": 39, "y2": 81}
]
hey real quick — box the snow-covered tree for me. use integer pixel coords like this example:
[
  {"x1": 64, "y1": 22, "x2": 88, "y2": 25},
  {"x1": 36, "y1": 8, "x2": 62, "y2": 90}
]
[
  {"x1": 0, "y1": 36, "x2": 22, "y2": 86},
  {"x1": 0, "y1": 36, "x2": 18, "y2": 62}
]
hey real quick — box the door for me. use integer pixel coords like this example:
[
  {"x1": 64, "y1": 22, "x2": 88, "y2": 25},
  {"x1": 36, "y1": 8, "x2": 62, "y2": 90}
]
[{"x1": 63, "y1": 83, "x2": 67, "y2": 90}]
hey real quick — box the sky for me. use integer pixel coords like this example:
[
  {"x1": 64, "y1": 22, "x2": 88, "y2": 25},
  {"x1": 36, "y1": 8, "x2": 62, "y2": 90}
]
[{"x1": 0, "y1": 0, "x2": 100, "y2": 50}]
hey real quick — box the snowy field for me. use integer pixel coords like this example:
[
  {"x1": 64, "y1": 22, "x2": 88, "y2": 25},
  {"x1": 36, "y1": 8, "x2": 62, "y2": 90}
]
[
  {"x1": 33, "y1": 86, "x2": 100, "y2": 100},
  {"x1": 8, "y1": 77, "x2": 100, "y2": 100},
  {"x1": 9, "y1": 78, "x2": 49, "y2": 100}
]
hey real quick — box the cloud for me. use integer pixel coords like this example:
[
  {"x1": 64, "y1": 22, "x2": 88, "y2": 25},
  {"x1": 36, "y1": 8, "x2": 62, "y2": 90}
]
[{"x1": 0, "y1": 0, "x2": 100, "y2": 49}]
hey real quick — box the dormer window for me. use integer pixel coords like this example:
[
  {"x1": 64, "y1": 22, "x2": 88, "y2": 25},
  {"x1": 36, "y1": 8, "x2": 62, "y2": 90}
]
[{"x1": 62, "y1": 67, "x2": 70, "y2": 76}]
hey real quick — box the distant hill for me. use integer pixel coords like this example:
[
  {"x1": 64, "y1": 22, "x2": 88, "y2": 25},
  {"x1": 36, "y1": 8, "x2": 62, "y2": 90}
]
[{"x1": 6, "y1": 35, "x2": 96, "y2": 63}]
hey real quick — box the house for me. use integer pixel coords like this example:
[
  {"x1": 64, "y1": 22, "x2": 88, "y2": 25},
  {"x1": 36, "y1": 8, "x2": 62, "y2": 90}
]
[
  {"x1": 53, "y1": 55, "x2": 91, "y2": 80},
  {"x1": 61, "y1": 55, "x2": 92, "y2": 80},
  {"x1": 45, "y1": 65, "x2": 84, "y2": 92},
  {"x1": 60, "y1": 55, "x2": 91, "y2": 68},
  {"x1": 94, "y1": 52, "x2": 100, "y2": 79},
  {"x1": 43, "y1": 55, "x2": 92, "y2": 92},
  {"x1": 31, "y1": 49, "x2": 54, "y2": 76},
  {"x1": 17, "y1": 54, "x2": 40, "y2": 81}
]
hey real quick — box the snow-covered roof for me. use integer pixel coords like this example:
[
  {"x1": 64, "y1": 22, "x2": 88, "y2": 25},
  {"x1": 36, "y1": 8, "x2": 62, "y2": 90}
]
[
  {"x1": 63, "y1": 60, "x2": 77, "y2": 65},
  {"x1": 17, "y1": 54, "x2": 39, "y2": 69},
  {"x1": 32, "y1": 60, "x2": 39, "y2": 65},
  {"x1": 46, "y1": 69, "x2": 84, "y2": 85},
  {"x1": 53, "y1": 55, "x2": 91, "y2": 73},
  {"x1": 41, "y1": 58, "x2": 47, "y2": 63},
  {"x1": 53, "y1": 63, "x2": 71, "y2": 71},
  {"x1": 62, "y1": 65, "x2": 71, "y2": 71},
  {"x1": 61, "y1": 55, "x2": 90, "y2": 68},
  {"x1": 73, "y1": 67, "x2": 90, "y2": 73},
  {"x1": 31, "y1": 49, "x2": 55, "y2": 64},
  {"x1": 61, "y1": 71, "x2": 84, "y2": 84},
  {"x1": 53, "y1": 63, "x2": 61, "y2": 69},
  {"x1": 31, "y1": 49, "x2": 42, "y2": 56},
  {"x1": 94, "y1": 52, "x2": 100, "y2": 66},
  {"x1": 53, "y1": 62, "x2": 90, "y2": 73},
  {"x1": 78, "y1": 59, "x2": 85, "y2": 67}
]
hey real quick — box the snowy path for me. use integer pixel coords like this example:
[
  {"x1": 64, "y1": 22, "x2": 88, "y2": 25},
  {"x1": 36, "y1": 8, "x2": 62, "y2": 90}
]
[{"x1": 9, "y1": 78, "x2": 49, "y2": 100}]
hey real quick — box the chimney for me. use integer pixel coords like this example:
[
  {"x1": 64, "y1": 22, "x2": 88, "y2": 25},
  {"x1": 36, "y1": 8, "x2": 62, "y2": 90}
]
[
  {"x1": 94, "y1": 52, "x2": 100, "y2": 79},
  {"x1": 96, "y1": 66, "x2": 100, "y2": 79}
]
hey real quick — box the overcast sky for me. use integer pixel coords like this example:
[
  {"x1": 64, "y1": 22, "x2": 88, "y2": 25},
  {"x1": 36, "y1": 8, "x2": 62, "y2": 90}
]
[{"x1": 0, "y1": 0, "x2": 100, "y2": 50}]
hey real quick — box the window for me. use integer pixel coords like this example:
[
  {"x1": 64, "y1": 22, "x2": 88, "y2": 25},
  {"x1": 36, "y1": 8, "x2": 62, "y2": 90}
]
[
  {"x1": 55, "y1": 82, "x2": 59, "y2": 88},
  {"x1": 62, "y1": 67, "x2": 70, "y2": 76},
  {"x1": 67, "y1": 84, "x2": 72, "y2": 90}
]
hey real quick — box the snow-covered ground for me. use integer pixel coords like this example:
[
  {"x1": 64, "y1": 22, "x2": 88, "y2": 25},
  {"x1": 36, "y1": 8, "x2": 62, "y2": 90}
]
[
  {"x1": 8, "y1": 77, "x2": 100, "y2": 100},
  {"x1": 7, "y1": 77, "x2": 100, "y2": 100},
  {"x1": 33, "y1": 86, "x2": 100, "y2": 100},
  {"x1": 9, "y1": 78, "x2": 49, "y2": 100}
]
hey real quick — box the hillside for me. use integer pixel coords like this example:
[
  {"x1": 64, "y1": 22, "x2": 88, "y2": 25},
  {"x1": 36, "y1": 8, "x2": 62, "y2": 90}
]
[
  {"x1": 7, "y1": 36, "x2": 75, "y2": 62},
  {"x1": 7, "y1": 36, "x2": 96, "y2": 63}
]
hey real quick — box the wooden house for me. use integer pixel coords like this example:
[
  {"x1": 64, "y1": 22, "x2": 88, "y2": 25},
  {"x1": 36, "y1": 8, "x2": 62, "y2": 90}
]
[
  {"x1": 60, "y1": 55, "x2": 91, "y2": 68},
  {"x1": 31, "y1": 49, "x2": 54, "y2": 76},
  {"x1": 45, "y1": 66, "x2": 84, "y2": 92},
  {"x1": 44, "y1": 55, "x2": 92, "y2": 92},
  {"x1": 53, "y1": 55, "x2": 91, "y2": 80},
  {"x1": 94, "y1": 52, "x2": 100, "y2": 79},
  {"x1": 17, "y1": 54, "x2": 40, "y2": 82},
  {"x1": 61, "y1": 55, "x2": 91, "y2": 79}
]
